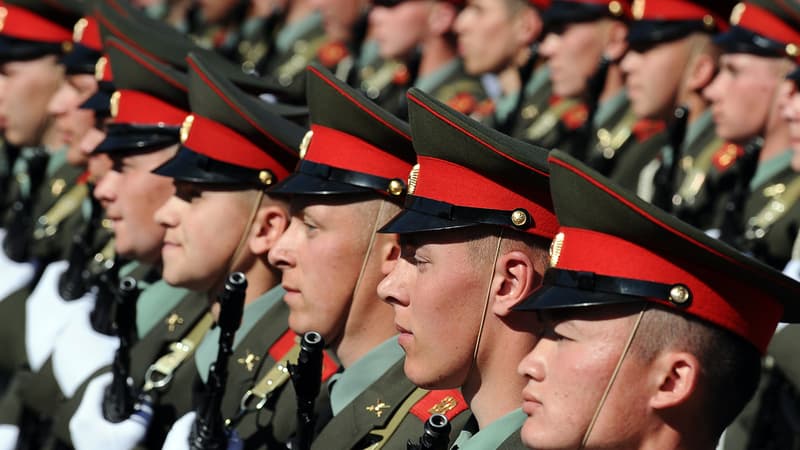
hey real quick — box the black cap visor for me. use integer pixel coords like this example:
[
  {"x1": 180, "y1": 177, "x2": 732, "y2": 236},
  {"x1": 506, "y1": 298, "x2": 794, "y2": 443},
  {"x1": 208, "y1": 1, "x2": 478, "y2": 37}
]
[
  {"x1": 544, "y1": 3, "x2": 619, "y2": 27},
  {"x1": 153, "y1": 145, "x2": 263, "y2": 187},
  {"x1": 94, "y1": 123, "x2": 180, "y2": 154},
  {"x1": 60, "y1": 44, "x2": 102, "y2": 75},
  {"x1": 269, "y1": 160, "x2": 396, "y2": 197},
  {"x1": 380, "y1": 195, "x2": 527, "y2": 234},
  {"x1": 0, "y1": 35, "x2": 64, "y2": 63},
  {"x1": 713, "y1": 26, "x2": 788, "y2": 59},
  {"x1": 514, "y1": 268, "x2": 683, "y2": 311},
  {"x1": 627, "y1": 20, "x2": 715, "y2": 48},
  {"x1": 79, "y1": 88, "x2": 113, "y2": 117}
]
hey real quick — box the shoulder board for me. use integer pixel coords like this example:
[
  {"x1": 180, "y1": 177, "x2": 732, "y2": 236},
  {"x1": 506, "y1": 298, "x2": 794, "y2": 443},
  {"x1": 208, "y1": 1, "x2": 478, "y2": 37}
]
[
  {"x1": 631, "y1": 119, "x2": 665, "y2": 143},
  {"x1": 409, "y1": 389, "x2": 468, "y2": 422},
  {"x1": 711, "y1": 142, "x2": 743, "y2": 172},
  {"x1": 267, "y1": 329, "x2": 339, "y2": 381},
  {"x1": 446, "y1": 92, "x2": 479, "y2": 115},
  {"x1": 561, "y1": 102, "x2": 588, "y2": 130},
  {"x1": 317, "y1": 41, "x2": 349, "y2": 69}
]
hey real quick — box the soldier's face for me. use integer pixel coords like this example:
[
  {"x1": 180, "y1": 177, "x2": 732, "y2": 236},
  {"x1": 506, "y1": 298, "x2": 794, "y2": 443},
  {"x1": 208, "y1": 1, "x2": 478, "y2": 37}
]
[
  {"x1": 780, "y1": 78, "x2": 800, "y2": 171},
  {"x1": 377, "y1": 232, "x2": 491, "y2": 389},
  {"x1": 0, "y1": 55, "x2": 64, "y2": 147},
  {"x1": 518, "y1": 308, "x2": 652, "y2": 449},
  {"x1": 540, "y1": 20, "x2": 613, "y2": 99},
  {"x1": 369, "y1": 0, "x2": 433, "y2": 60},
  {"x1": 156, "y1": 182, "x2": 257, "y2": 290},
  {"x1": 198, "y1": 0, "x2": 241, "y2": 23},
  {"x1": 80, "y1": 126, "x2": 111, "y2": 182},
  {"x1": 704, "y1": 54, "x2": 784, "y2": 145},
  {"x1": 621, "y1": 37, "x2": 691, "y2": 121},
  {"x1": 454, "y1": 0, "x2": 532, "y2": 75},
  {"x1": 311, "y1": 0, "x2": 367, "y2": 43},
  {"x1": 47, "y1": 74, "x2": 98, "y2": 167},
  {"x1": 95, "y1": 146, "x2": 177, "y2": 264},
  {"x1": 268, "y1": 197, "x2": 385, "y2": 347}
]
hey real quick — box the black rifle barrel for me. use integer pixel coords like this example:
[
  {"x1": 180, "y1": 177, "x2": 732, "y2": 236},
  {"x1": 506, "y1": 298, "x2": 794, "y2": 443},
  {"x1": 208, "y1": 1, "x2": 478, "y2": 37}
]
[
  {"x1": 102, "y1": 276, "x2": 140, "y2": 422},
  {"x1": 289, "y1": 331, "x2": 325, "y2": 450},
  {"x1": 189, "y1": 272, "x2": 248, "y2": 450}
]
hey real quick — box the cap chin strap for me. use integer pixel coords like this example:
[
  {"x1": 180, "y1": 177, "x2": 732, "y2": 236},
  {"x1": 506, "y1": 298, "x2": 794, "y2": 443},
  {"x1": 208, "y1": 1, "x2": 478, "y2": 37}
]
[
  {"x1": 208, "y1": 190, "x2": 265, "y2": 303},
  {"x1": 350, "y1": 200, "x2": 387, "y2": 312},
  {"x1": 472, "y1": 229, "x2": 505, "y2": 365},
  {"x1": 579, "y1": 304, "x2": 648, "y2": 449}
]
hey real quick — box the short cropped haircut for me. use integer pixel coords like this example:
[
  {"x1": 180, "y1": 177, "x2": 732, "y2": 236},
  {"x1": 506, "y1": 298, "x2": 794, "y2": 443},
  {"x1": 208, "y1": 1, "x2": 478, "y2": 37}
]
[{"x1": 632, "y1": 305, "x2": 762, "y2": 439}]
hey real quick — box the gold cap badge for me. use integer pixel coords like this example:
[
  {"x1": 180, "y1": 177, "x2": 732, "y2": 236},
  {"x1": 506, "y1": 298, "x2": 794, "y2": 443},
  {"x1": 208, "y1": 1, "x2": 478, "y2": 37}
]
[
  {"x1": 299, "y1": 130, "x2": 313, "y2": 159},
  {"x1": 110, "y1": 91, "x2": 121, "y2": 118},
  {"x1": 407, "y1": 164, "x2": 420, "y2": 195},
  {"x1": 549, "y1": 232, "x2": 565, "y2": 268},
  {"x1": 73, "y1": 18, "x2": 88, "y2": 43}
]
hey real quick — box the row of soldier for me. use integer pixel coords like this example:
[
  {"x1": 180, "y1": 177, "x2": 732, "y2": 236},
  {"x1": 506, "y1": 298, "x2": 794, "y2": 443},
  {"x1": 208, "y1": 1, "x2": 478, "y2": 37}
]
[{"x1": 0, "y1": 0, "x2": 799, "y2": 450}]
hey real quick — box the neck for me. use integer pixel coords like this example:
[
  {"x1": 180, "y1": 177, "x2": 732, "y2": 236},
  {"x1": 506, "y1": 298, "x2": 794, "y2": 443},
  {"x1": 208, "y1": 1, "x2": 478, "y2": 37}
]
[
  {"x1": 678, "y1": 92, "x2": 708, "y2": 126},
  {"x1": 41, "y1": 123, "x2": 62, "y2": 151},
  {"x1": 497, "y1": 65, "x2": 522, "y2": 97},
  {"x1": 597, "y1": 63, "x2": 624, "y2": 104},
  {"x1": 759, "y1": 125, "x2": 791, "y2": 163},
  {"x1": 462, "y1": 316, "x2": 536, "y2": 430},
  {"x1": 334, "y1": 296, "x2": 396, "y2": 368},
  {"x1": 417, "y1": 38, "x2": 457, "y2": 79}
]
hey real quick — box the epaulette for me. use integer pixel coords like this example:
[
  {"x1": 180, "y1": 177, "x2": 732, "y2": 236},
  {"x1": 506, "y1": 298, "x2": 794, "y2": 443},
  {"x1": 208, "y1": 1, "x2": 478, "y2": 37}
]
[
  {"x1": 268, "y1": 329, "x2": 339, "y2": 381},
  {"x1": 711, "y1": 142, "x2": 743, "y2": 173},
  {"x1": 409, "y1": 389, "x2": 468, "y2": 422},
  {"x1": 631, "y1": 118, "x2": 665, "y2": 143},
  {"x1": 446, "y1": 92, "x2": 479, "y2": 115},
  {"x1": 317, "y1": 41, "x2": 349, "y2": 69}
]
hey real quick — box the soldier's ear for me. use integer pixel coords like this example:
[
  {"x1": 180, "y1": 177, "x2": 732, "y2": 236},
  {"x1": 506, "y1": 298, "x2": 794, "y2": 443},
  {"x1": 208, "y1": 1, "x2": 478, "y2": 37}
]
[
  {"x1": 686, "y1": 51, "x2": 717, "y2": 93},
  {"x1": 249, "y1": 203, "x2": 289, "y2": 256},
  {"x1": 428, "y1": 1, "x2": 457, "y2": 36},
  {"x1": 492, "y1": 249, "x2": 536, "y2": 317},
  {"x1": 648, "y1": 350, "x2": 700, "y2": 411},
  {"x1": 603, "y1": 19, "x2": 628, "y2": 62}
]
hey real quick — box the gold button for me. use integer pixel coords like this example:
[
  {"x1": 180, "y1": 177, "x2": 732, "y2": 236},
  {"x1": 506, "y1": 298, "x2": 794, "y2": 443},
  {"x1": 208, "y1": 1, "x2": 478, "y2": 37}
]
[
  {"x1": 669, "y1": 284, "x2": 691, "y2": 305},
  {"x1": 259, "y1": 170, "x2": 273, "y2": 186},
  {"x1": 608, "y1": 1, "x2": 623, "y2": 16},
  {"x1": 702, "y1": 14, "x2": 714, "y2": 29},
  {"x1": 511, "y1": 209, "x2": 528, "y2": 227},
  {"x1": 786, "y1": 43, "x2": 798, "y2": 58},
  {"x1": 388, "y1": 179, "x2": 404, "y2": 196}
]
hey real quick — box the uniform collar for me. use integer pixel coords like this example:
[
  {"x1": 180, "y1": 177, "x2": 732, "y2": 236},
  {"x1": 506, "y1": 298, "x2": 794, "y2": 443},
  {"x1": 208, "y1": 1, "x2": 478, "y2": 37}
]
[
  {"x1": 750, "y1": 148, "x2": 793, "y2": 190},
  {"x1": 275, "y1": 11, "x2": 323, "y2": 53},
  {"x1": 327, "y1": 335, "x2": 405, "y2": 415},
  {"x1": 451, "y1": 408, "x2": 526, "y2": 450},
  {"x1": 414, "y1": 58, "x2": 460, "y2": 92}
]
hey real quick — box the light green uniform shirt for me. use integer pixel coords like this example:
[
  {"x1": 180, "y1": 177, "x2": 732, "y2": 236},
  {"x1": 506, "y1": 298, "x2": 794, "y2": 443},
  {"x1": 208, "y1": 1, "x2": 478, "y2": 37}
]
[
  {"x1": 135, "y1": 278, "x2": 191, "y2": 339},
  {"x1": 194, "y1": 285, "x2": 286, "y2": 382},
  {"x1": 414, "y1": 59, "x2": 460, "y2": 92},
  {"x1": 274, "y1": 12, "x2": 322, "y2": 54},
  {"x1": 327, "y1": 335, "x2": 404, "y2": 415},
  {"x1": 750, "y1": 149, "x2": 793, "y2": 191},
  {"x1": 451, "y1": 408, "x2": 526, "y2": 450}
]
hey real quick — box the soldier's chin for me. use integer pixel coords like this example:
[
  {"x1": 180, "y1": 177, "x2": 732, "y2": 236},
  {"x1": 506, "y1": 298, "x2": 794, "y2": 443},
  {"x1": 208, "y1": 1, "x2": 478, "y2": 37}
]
[{"x1": 403, "y1": 359, "x2": 461, "y2": 391}]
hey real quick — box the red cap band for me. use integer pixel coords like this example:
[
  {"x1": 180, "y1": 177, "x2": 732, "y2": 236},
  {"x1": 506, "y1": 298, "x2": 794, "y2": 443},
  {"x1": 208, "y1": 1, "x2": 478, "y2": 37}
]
[
  {"x1": 552, "y1": 226, "x2": 782, "y2": 352},
  {"x1": 733, "y1": 3, "x2": 800, "y2": 59},
  {"x1": 0, "y1": 4, "x2": 71, "y2": 43},
  {"x1": 632, "y1": 0, "x2": 728, "y2": 30},
  {"x1": 413, "y1": 155, "x2": 558, "y2": 239},
  {"x1": 303, "y1": 124, "x2": 412, "y2": 181},
  {"x1": 181, "y1": 113, "x2": 291, "y2": 179},
  {"x1": 113, "y1": 90, "x2": 187, "y2": 126}
]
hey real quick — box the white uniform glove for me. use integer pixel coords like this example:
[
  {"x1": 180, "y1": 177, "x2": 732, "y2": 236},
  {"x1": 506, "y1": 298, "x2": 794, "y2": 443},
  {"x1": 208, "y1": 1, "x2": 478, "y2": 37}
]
[
  {"x1": 0, "y1": 424, "x2": 20, "y2": 450},
  {"x1": 161, "y1": 412, "x2": 195, "y2": 450},
  {"x1": 70, "y1": 373, "x2": 150, "y2": 450},
  {"x1": 25, "y1": 260, "x2": 93, "y2": 371},
  {"x1": 52, "y1": 308, "x2": 119, "y2": 398}
]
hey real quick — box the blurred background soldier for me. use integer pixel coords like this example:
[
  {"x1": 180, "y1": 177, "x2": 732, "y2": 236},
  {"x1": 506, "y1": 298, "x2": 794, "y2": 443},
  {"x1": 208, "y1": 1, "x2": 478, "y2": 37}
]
[
  {"x1": 367, "y1": 0, "x2": 488, "y2": 120},
  {"x1": 620, "y1": 0, "x2": 737, "y2": 233}
]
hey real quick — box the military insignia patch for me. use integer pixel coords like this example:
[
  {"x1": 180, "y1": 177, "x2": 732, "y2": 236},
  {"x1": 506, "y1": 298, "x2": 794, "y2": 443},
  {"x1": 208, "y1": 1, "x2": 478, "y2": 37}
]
[
  {"x1": 366, "y1": 400, "x2": 391, "y2": 418},
  {"x1": 409, "y1": 389, "x2": 468, "y2": 422},
  {"x1": 165, "y1": 313, "x2": 184, "y2": 333}
]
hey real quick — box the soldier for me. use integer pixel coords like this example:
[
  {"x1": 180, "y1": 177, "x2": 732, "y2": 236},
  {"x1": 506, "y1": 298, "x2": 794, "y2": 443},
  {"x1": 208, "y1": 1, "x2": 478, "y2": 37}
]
[
  {"x1": 453, "y1": 0, "x2": 550, "y2": 134},
  {"x1": 703, "y1": 0, "x2": 800, "y2": 270},
  {"x1": 255, "y1": 0, "x2": 326, "y2": 104},
  {"x1": 619, "y1": 0, "x2": 736, "y2": 231},
  {"x1": 267, "y1": 64, "x2": 470, "y2": 449},
  {"x1": 720, "y1": 66, "x2": 800, "y2": 450},
  {"x1": 539, "y1": 0, "x2": 668, "y2": 187},
  {"x1": 376, "y1": 88, "x2": 557, "y2": 448},
  {"x1": 367, "y1": 0, "x2": 488, "y2": 120},
  {"x1": 515, "y1": 149, "x2": 800, "y2": 450},
  {"x1": 310, "y1": 0, "x2": 371, "y2": 82}
]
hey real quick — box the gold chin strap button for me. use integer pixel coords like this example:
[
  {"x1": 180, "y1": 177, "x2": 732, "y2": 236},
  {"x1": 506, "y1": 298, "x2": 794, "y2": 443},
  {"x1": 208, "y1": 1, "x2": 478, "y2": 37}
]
[
  {"x1": 608, "y1": 1, "x2": 623, "y2": 16},
  {"x1": 668, "y1": 284, "x2": 691, "y2": 306},
  {"x1": 387, "y1": 179, "x2": 405, "y2": 196},
  {"x1": 510, "y1": 209, "x2": 529, "y2": 228},
  {"x1": 258, "y1": 170, "x2": 274, "y2": 186}
]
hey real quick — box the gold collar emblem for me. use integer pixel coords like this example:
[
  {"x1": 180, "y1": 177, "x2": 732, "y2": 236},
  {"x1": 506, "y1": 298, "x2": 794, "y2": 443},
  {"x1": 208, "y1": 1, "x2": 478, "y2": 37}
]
[
  {"x1": 165, "y1": 313, "x2": 184, "y2": 333},
  {"x1": 365, "y1": 400, "x2": 391, "y2": 418},
  {"x1": 237, "y1": 351, "x2": 261, "y2": 372}
]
